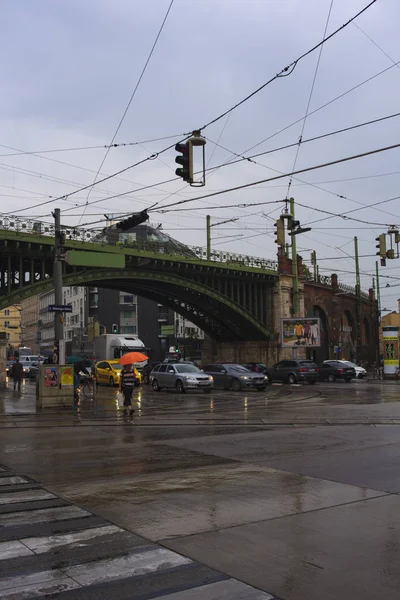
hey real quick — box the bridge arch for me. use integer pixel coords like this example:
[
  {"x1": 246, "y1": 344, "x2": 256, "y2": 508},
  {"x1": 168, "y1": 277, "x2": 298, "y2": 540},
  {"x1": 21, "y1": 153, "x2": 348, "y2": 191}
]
[
  {"x1": 307, "y1": 304, "x2": 329, "y2": 363},
  {"x1": 3, "y1": 269, "x2": 271, "y2": 342}
]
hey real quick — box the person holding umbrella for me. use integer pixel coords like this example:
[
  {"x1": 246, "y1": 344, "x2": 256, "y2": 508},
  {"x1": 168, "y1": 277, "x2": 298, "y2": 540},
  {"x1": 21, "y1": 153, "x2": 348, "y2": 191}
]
[
  {"x1": 119, "y1": 363, "x2": 136, "y2": 417},
  {"x1": 118, "y1": 352, "x2": 148, "y2": 418}
]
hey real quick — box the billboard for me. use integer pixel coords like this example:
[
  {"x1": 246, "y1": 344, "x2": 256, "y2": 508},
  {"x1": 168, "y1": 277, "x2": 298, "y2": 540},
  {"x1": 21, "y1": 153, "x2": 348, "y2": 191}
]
[{"x1": 281, "y1": 318, "x2": 321, "y2": 348}]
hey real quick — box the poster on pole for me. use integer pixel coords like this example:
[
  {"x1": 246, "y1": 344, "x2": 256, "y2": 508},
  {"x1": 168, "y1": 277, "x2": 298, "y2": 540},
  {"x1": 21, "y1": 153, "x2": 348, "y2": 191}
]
[
  {"x1": 60, "y1": 366, "x2": 73, "y2": 387},
  {"x1": 281, "y1": 318, "x2": 321, "y2": 348}
]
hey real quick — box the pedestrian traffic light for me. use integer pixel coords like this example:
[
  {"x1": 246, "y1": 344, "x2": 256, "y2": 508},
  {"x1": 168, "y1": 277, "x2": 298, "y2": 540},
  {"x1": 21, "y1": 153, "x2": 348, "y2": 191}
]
[
  {"x1": 175, "y1": 142, "x2": 193, "y2": 183},
  {"x1": 112, "y1": 324, "x2": 118, "y2": 334},
  {"x1": 116, "y1": 210, "x2": 149, "y2": 231},
  {"x1": 375, "y1": 234, "x2": 386, "y2": 258},
  {"x1": 274, "y1": 218, "x2": 285, "y2": 246}
]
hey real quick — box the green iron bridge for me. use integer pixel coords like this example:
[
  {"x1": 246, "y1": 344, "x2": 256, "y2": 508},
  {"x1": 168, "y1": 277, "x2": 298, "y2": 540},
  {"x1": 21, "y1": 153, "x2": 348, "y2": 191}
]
[{"x1": 0, "y1": 218, "x2": 279, "y2": 342}]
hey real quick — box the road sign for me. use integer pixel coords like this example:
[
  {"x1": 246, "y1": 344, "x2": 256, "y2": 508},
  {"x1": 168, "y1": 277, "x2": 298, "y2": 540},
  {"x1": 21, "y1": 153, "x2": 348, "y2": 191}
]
[
  {"x1": 48, "y1": 304, "x2": 72, "y2": 313},
  {"x1": 334, "y1": 346, "x2": 342, "y2": 354}
]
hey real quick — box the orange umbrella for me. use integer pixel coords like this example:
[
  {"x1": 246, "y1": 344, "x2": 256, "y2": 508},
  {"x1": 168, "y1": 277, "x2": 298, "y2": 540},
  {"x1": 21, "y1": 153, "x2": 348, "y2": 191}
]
[{"x1": 118, "y1": 352, "x2": 149, "y2": 365}]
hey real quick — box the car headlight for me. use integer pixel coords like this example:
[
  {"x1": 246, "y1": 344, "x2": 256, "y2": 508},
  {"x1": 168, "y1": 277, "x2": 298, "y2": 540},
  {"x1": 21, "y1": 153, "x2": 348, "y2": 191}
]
[
  {"x1": 241, "y1": 376, "x2": 249, "y2": 380},
  {"x1": 209, "y1": 376, "x2": 214, "y2": 381}
]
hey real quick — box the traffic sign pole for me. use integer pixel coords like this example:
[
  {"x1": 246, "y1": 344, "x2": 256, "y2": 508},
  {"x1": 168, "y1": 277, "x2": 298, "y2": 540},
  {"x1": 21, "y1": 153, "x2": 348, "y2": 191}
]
[{"x1": 53, "y1": 208, "x2": 64, "y2": 364}]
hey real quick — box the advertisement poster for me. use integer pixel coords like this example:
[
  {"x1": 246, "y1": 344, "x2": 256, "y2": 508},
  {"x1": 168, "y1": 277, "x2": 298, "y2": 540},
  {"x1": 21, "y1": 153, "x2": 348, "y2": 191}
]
[
  {"x1": 383, "y1": 336, "x2": 399, "y2": 366},
  {"x1": 44, "y1": 367, "x2": 58, "y2": 387},
  {"x1": 61, "y1": 366, "x2": 73, "y2": 387},
  {"x1": 281, "y1": 318, "x2": 321, "y2": 348}
]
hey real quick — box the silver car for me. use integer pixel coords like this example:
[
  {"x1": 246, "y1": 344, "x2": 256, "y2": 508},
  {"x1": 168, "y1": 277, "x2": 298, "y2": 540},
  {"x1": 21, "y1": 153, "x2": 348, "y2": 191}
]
[{"x1": 150, "y1": 363, "x2": 213, "y2": 393}]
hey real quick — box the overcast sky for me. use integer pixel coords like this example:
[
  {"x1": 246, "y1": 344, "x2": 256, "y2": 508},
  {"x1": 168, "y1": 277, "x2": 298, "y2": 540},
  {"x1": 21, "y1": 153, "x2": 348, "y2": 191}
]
[{"x1": 1, "y1": 0, "x2": 399, "y2": 309}]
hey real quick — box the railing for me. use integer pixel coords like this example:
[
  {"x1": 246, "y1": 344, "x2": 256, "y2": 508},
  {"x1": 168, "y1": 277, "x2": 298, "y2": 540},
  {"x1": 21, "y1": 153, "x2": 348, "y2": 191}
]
[
  {"x1": 0, "y1": 215, "x2": 279, "y2": 272},
  {"x1": 337, "y1": 282, "x2": 370, "y2": 300},
  {"x1": 304, "y1": 273, "x2": 370, "y2": 299}
]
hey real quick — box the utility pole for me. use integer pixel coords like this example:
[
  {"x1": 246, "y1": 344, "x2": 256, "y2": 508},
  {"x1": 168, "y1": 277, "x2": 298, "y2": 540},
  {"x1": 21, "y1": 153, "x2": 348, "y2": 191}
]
[
  {"x1": 53, "y1": 208, "x2": 64, "y2": 364},
  {"x1": 290, "y1": 198, "x2": 299, "y2": 316},
  {"x1": 375, "y1": 261, "x2": 381, "y2": 321},
  {"x1": 206, "y1": 215, "x2": 211, "y2": 260},
  {"x1": 354, "y1": 236, "x2": 362, "y2": 361}
]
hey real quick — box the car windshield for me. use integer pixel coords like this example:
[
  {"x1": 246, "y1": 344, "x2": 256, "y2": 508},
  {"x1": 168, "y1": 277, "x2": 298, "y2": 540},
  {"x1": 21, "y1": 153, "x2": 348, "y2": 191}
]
[
  {"x1": 175, "y1": 365, "x2": 200, "y2": 373},
  {"x1": 341, "y1": 361, "x2": 355, "y2": 367},
  {"x1": 299, "y1": 361, "x2": 317, "y2": 367},
  {"x1": 227, "y1": 365, "x2": 250, "y2": 372}
]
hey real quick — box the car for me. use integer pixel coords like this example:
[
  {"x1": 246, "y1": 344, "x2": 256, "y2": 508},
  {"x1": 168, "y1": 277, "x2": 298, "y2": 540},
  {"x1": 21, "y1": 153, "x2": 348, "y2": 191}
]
[
  {"x1": 201, "y1": 363, "x2": 268, "y2": 391},
  {"x1": 264, "y1": 360, "x2": 318, "y2": 384},
  {"x1": 95, "y1": 360, "x2": 142, "y2": 387},
  {"x1": 242, "y1": 362, "x2": 267, "y2": 373},
  {"x1": 337, "y1": 360, "x2": 367, "y2": 379},
  {"x1": 150, "y1": 363, "x2": 213, "y2": 393},
  {"x1": 319, "y1": 360, "x2": 356, "y2": 382}
]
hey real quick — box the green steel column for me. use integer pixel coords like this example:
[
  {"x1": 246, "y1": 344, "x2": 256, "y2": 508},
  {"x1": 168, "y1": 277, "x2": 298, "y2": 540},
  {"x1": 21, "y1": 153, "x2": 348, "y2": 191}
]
[
  {"x1": 248, "y1": 282, "x2": 253, "y2": 314},
  {"x1": 376, "y1": 261, "x2": 381, "y2": 321},
  {"x1": 290, "y1": 198, "x2": 299, "y2": 316},
  {"x1": 354, "y1": 236, "x2": 362, "y2": 358},
  {"x1": 206, "y1": 215, "x2": 211, "y2": 260},
  {"x1": 19, "y1": 256, "x2": 23, "y2": 288},
  {"x1": 7, "y1": 255, "x2": 11, "y2": 294},
  {"x1": 254, "y1": 283, "x2": 259, "y2": 320}
]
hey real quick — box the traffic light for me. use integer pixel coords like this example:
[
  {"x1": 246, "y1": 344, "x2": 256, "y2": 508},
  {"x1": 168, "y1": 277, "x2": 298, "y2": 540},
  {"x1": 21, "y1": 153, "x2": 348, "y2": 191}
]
[
  {"x1": 375, "y1": 234, "x2": 386, "y2": 257},
  {"x1": 274, "y1": 218, "x2": 285, "y2": 246},
  {"x1": 116, "y1": 210, "x2": 149, "y2": 232},
  {"x1": 175, "y1": 142, "x2": 193, "y2": 183},
  {"x1": 112, "y1": 324, "x2": 118, "y2": 334},
  {"x1": 311, "y1": 250, "x2": 317, "y2": 265}
]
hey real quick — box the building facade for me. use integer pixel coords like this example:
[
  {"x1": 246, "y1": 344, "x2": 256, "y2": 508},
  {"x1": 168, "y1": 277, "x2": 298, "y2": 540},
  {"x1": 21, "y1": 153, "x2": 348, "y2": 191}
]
[
  {"x1": 0, "y1": 304, "x2": 22, "y2": 351},
  {"x1": 21, "y1": 296, "x2": 39, "y2": 353}
]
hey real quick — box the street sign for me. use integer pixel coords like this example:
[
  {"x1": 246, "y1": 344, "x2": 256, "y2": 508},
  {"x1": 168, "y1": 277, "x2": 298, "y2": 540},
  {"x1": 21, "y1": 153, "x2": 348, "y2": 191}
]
[
  {"x1": 48, "y1": 304, "x2": 72, "y2": 313},
  {"x1": 334, "y1": 346, "x2": 342, "y2": 354}
]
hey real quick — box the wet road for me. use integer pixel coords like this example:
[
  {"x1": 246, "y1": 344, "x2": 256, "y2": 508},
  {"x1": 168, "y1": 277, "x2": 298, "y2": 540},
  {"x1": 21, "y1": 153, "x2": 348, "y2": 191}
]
[{"x1": 0, "y1": 378, "x2": 400, "y2": 599}]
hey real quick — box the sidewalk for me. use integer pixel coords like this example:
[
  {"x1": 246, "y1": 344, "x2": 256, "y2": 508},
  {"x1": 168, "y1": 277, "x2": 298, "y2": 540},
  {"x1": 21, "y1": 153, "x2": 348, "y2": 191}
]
[{"x1": 0, "y1": 462, "x2": 277, "y2": 599}]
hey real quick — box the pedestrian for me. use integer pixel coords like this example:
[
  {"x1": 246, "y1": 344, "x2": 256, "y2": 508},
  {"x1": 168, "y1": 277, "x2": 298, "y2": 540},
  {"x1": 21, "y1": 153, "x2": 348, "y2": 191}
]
[
  {"x1": 11, "y1": 358, "x2": 24, "y2": 392},
  {"x1": 119, "y1": 363, "x2": 136, "y2": 418},
  {"x1": 73, "y1": 360, "x2": 89, "y2": 406}
]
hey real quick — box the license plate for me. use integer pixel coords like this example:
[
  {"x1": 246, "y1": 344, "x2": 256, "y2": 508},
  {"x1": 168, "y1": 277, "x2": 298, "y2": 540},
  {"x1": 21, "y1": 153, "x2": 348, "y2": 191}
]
[{"x1": 308, "y1": 369, "x2": 315, "y2": 372}]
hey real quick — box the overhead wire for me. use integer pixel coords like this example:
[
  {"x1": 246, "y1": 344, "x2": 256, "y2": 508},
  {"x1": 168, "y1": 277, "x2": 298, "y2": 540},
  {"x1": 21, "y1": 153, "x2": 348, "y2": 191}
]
[
  {"x1": 198, "y1": 0, "x2": 378, "y2": 131},
  {"x1": 78, "y1": 0, "x2": 175, "y2": 223},
  {"x1": 285, "y1": 0, "x2": 334, "y2": 200}
]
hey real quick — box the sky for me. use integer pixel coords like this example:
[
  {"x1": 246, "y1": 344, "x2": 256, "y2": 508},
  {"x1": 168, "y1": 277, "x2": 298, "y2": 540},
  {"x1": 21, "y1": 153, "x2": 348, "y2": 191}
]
[{"x1": 0, "y1": 0, "x2": 400, "y2": 310}]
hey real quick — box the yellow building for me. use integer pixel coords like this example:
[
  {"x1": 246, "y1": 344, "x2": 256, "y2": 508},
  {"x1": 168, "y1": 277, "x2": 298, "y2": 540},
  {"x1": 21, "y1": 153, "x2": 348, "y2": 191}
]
[
  {"x1": 379, "y1": 301, "x2": 400, "y2": 355},
  {"x1": 21, "y1": 295, "x2": 40, "y2": 353},
  {"x1": 0, "y1": 305, "x2": 22, "y2": 350}
]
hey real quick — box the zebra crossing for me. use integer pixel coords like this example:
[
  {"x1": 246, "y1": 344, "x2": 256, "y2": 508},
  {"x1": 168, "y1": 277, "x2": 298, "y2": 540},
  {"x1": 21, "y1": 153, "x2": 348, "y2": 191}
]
[{"x1": 0, "y1": 464, "x2": 278, "y2": 599}]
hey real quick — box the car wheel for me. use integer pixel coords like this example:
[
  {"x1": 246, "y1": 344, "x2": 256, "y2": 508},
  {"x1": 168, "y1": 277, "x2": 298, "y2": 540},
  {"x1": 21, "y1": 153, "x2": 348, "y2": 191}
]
[
  {"x1": 256, "y1": 386, "x2": 266, "y2": 392},
  {"x1": 176, "y1": 379, "x2": 186, "y2": 393},
  {"x1": 203, "y1": 388, "x2": 212, "y2": 394},
  {"x1": 109, "y1": 376, "x2": 114, "y2": 387},
  {"x1": 288, "y1": 374, "x2": 297, "y2": 384},
  {"x1": 309, "y1": 380, "x2": 316, "y2": 385},
  {"x1": 328, "y1": 373, "x2": 335, "y2": 383},
  {"x1": 152, "y1": 379, "x2": 161, "y2": 392},
  {"x1": 231, "y1": 378, "x2": 242, "y2": 392},
  {"x1": 264, "y1": 373, "x2": 272, "y2": 384}
]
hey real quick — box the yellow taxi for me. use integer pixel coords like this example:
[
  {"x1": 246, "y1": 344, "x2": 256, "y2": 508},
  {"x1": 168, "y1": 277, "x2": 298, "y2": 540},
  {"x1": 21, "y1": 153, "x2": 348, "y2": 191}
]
[{"x1": 95, "y1": 360, "x2": 143, "y2": 387}]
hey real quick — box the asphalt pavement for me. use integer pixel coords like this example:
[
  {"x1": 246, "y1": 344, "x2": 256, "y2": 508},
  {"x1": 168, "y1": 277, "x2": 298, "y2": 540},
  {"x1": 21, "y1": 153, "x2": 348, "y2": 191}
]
[{"x1": 0, "y1": 377, "x2": 400, "y2": 599}]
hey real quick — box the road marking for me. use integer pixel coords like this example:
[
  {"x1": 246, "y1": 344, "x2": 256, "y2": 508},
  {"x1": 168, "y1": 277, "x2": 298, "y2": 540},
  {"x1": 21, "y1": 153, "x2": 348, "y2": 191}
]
[
  {"x1": 0, "y1": 490, "x2": 55, "y2": 505},
  {"x1": 0, "y1": 505, "x2": 90, "y2": 526},
  {"x1": 22, "y1": 525, "x2": 123, "y2": 554}
]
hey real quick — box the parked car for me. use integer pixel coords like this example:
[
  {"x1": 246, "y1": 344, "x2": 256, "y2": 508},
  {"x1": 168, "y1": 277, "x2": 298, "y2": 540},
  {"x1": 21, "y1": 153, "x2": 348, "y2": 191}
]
[
  {"x1": 242, "y1": 362, "x2": 267, "y2": 373},
  {"x1": 337, "y1": 360, "x2": 367, "y2": 379},
  {"x1": 264, "y1": 360, "x2": 318, "y2": 384},
  {"x1": 319, "y1": 360, "x2": 356, "y2": 382},
  {"x1": 95, "y1": 360, "x2": 142, "y2": 387},
  {"x1": 150, "y1": 363, "x2": 213, "y2": 393},
  {"x1": 201, "y1": 363, "x2": 268, "y2": 391}
]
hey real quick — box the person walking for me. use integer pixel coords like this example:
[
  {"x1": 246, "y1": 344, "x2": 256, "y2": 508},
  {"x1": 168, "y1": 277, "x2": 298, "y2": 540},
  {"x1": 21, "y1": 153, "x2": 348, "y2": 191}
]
[
  {"x1": 119, "y1": 363, "x2": 136, "y2": 418},
  {"x1": 11, "y1": 358, "x2": 24, "y2": 392},
  {"x1": 73, "y1": 360, "x2": 89, "y2": 406}
]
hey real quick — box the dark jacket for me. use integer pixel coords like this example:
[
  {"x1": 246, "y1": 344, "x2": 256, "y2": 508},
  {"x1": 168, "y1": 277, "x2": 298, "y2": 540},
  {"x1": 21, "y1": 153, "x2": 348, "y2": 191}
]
[{"x1": 11, "y1": 362, "x2": 24, "y2": 379}]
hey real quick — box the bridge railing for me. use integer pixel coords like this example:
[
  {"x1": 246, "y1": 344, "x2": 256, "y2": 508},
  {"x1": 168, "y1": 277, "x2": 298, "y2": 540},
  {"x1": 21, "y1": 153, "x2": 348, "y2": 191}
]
[
  {"x1": 304, "y1": 273, "x2": 370, "y2": 299},
  {"x1": 0, "y1": 216, "x2": 279, "y2": 271}
]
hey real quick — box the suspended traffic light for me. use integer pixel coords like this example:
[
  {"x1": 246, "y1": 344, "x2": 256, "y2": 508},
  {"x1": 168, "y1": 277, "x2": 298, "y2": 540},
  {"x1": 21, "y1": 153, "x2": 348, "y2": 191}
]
[
  {"x1": 274, "y1": 218, "x2": 285, "y2": 246},
  {"x1": 116, "y1": 210, "x2": 149, "y2": 232},
  {"x1": 375, "y1": 234, "x2": 386, "y2": 258},
  {"x1": 175, "y1": 142, "x2": 193, "y2": 183},
  {"x1": 112, "y1": 324, "x2": 118, "y2": 334}
]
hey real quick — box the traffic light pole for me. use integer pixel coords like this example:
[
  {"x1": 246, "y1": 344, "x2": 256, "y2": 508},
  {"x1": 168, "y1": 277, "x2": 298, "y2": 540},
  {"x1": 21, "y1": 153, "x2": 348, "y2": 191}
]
[
  {"x1": 354, "y1": 236, "x2": 362, "y2": 361},
  {"x1": 290, "y1": 198, "x2": 299, "y2": 316},
  {"x1": 206, "y1": 215, "x2": 211, "y2": 260},
  {"x1": 53, "y1": 208, "x2": 64, "y2": 364}
]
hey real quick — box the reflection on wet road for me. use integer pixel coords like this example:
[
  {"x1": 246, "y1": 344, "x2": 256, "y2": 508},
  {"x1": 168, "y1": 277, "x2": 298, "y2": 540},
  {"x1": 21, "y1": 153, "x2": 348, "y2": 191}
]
[{"x1": 1, "y1": 379, "x2": 400, "y2": 600}]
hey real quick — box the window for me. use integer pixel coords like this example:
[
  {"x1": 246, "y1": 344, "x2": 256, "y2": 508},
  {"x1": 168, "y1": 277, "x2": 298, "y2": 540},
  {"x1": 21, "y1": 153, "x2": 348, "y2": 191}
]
[
  {"x1": 122, "y1": 295, "x2": 134, "y2": 304},
  {"x1": 123, "y1": 311, "x2": 133, "y2": 319},
  {"x1": 159, "y1": 365, "x2": 168, "y2": 373},
  {"x1": 4, "y1": 310, "x2": 9, "y2": 316},
  {"x1": 122, "y1": 325, "x2": 137, "y2": 334},
  {"x1": 4, "y1": 321, "x2": 9, "y2": 328}
]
